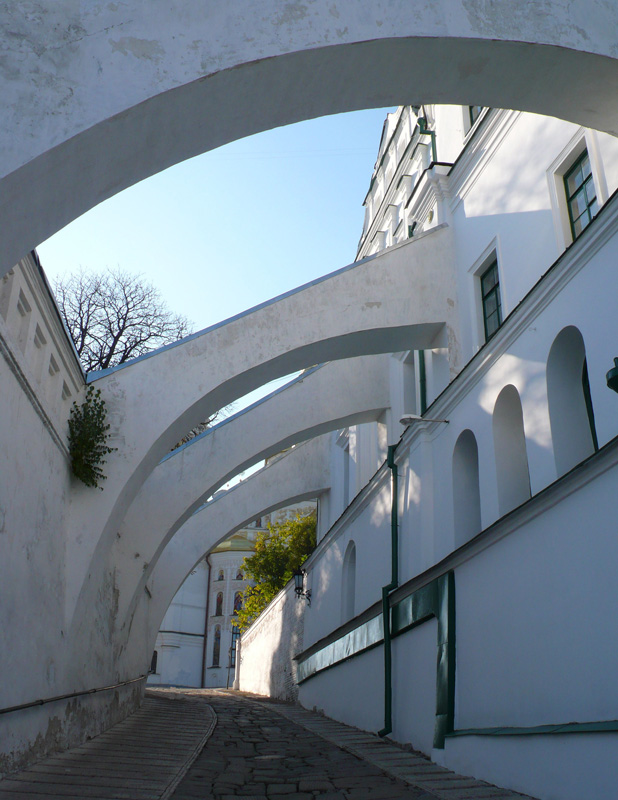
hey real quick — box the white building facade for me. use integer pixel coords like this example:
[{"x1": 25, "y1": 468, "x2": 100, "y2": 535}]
[
  {"x1": 4, "y1": 8, "x2": 618, "y2": 795},
  {"x1": 149, "y1": 500, "x2": 316, "y2": 689},
  {"x1": 148, "y1": 527, "x2": 255, "y2": 690},
  {"x1": 236, "y1": 105, "x2": 618, "y2": 800}
]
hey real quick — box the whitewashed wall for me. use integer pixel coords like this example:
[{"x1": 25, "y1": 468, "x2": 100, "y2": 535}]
[{"x1": 237, "y1": 582, "x2": 304, "y2": 702}]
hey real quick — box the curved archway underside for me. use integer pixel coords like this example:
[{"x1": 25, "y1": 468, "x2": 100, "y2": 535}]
[
  {"x1": 127, "y1": 434, "x2": 331, "y2": 670},
  {"x1": 113, "y1": 354, "x2": 391, "y2": 630},
  {"x1": 2, "y1": 1, "x2": 618, "y2": 272}
]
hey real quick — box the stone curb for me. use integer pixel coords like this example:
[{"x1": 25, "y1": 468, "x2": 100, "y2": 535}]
[
  {"x1": 0, "y1": 691, "x2": 217, "y2": 800},
  {"x1": 153, "y1": 692, "x2": 218, "y2": 800}
]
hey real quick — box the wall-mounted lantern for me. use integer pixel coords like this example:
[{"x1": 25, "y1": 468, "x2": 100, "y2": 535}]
[
  {"x1": 293, "y1": 568, "x2": 311, "y2": 606},
  {"x1": 606, "y1": 358, "x2": 618, "y2": 394}
]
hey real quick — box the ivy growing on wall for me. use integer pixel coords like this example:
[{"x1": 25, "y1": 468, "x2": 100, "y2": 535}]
[{"x1": 68, "y1": 386, "x2": 116, "y2": 488}]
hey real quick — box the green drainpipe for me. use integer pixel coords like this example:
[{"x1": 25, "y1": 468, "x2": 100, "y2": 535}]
[
  {"x1": 378, "y1": 443, "x2": 399, "y2": 737},
  {"x1": 418, "y1": 350, "x2": 427, "y2": 415},
  {"x1": 417, "y1": 117, "x2": 437, "y2": 164}
]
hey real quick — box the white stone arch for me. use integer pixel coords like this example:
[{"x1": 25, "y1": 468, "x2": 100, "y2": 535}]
[
  {"x1": 452, "y1": 429, "x2": 482, "y2": 547},
  {"x1": 546, "y1": 325, "x2": 598, "y2": 477},
  {"x1": 2, "y1": 2, "x2": 618, "y2": 273},
  {"x1": 112, "y1": 355, "x2": 391, "y2": 627},
  {"x1": 67, "y1": 225, "x2": 455, "y2": 636},
  {"x1": 341, "y1": 540, "x2": 357, "y2": 623},
  {"x1": 130, "y1": 434, "x2": 331, "y2": 664},
  {"x1": 493, "y1": 385, "x2": 531, "y2": 516}
]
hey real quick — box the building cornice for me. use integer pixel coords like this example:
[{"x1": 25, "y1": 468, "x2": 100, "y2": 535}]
[{"x1": 448, "y1": 108, "x2": 521, "y2": 212}]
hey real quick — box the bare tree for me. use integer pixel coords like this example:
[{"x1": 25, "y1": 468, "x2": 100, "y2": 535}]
[
  {"x1": 54, "y1": 268, "x2": 192, "y2": 372},
  {"x1": 55, "y1": 267, "x2": 232, "y2": 448}
]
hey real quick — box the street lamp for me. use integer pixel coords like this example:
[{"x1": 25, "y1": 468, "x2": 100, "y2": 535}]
[{"x1": 293, "y1": 568, "x2": 311, "y2": 605}]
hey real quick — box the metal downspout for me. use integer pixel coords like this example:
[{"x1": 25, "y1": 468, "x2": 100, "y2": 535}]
[
  {"x1": 378, "y1": 443, "x2": 399, "y2": 737},
  {"x1": 419, "y1": 350, "x2": 427, "y2": 415},
  {"x1": 417, "y1": 117, "x2": 437, "y2": 164},
  {"x1": 200, "y1": 554, "x2": 212, "y2": 688}
]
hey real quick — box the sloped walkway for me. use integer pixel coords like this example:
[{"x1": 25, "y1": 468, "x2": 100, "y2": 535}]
[
  {"x1": 243, "y1": 693, "x2": 537, "y2": 800},
  {"x1": 168, "y1": 689, "x2": 536, "y2": 800},
  {"x1": 0, "y1": 689, "x2": 537, "y2": 800},
  {"x1": 0, "y1": 691, "x2": 215, "y2": 799}
]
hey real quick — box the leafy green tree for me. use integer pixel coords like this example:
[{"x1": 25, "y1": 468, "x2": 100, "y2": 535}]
[{"x1": 235, "y1": 511, "x2": 316, "y2": 631}]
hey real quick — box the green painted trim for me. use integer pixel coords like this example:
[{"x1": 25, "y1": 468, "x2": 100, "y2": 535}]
[
  {"x1": 391, "y1": 581, "x2": 437, "y2": 635},
  {"x1": 448, "y1": 720, "x2": 618, "y2": 737},
  {"x1": 296, "y1": 614, "x2": 384, "y2": 683},
  {"x1": 418, "y1": 350, "x2": 427, "y2": 415},
  {"x1": 378, "y1": 444, "x2": 399, "y2": 737},
  {"x1": 297, "y1": 571, "x2": 456, "y2": 750}
]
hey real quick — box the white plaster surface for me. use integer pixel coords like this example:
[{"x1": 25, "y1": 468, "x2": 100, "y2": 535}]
[
  {"x1": 391, "y1": 619, "x2": 438, "y2": 755},
  {"x1": 298, "y1": 647, "x2": 384, "y2": 734},
  {"x1": 443, "y1": 733, "x2": 618, "y2": 800},
  {"x1": 237, "y1": 583, "x2": 304, "y2": 702},
  {"x1": 2, "y1": 2, "x2": 618, "y2": 274}
]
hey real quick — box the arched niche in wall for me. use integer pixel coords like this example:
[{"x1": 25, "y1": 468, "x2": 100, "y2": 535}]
[
  {"x1": 452, "y1": 429, "x2": 482, "y2": 547},
  {"x1": 546, "y1": 325, "x2": 598, "y2": 477},
  {"x1": 341, "y1": 540, "x2": 357, "y2": 624},
  {"x1": 493, "y1": 384, "x2": 531, "y2": 516}
]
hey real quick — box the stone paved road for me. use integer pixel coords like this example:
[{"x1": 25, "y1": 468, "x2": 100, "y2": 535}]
[
  {"x1": 0, "y1": 689, "x2": 537, "y2": 800},
  {"x1": 168, "y1": 690, "x2": 536, "y2": 800},
  {"x1": 0, "y1": 691, "x2": 215, "y2": 799}
]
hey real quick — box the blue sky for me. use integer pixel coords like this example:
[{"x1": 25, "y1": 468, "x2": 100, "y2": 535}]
[{"x1": 38, "y1": 108, "x2": 394, "y2": 333}]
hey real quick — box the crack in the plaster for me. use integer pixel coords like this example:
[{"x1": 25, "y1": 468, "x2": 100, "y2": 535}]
[{"x1": 45, "y1": 19, "x2": 135, "y2": 53}]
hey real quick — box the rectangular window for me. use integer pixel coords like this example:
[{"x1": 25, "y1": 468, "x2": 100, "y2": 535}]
[
  {"x1": 468, "y1": 106, "x2": 484, "y2": 127},
  {"x1": 564, "y1": 150, "x2": 598, "y2": 240},
  {"x1": 480, "y1": 259, "x2": 502, "y2": 341}
]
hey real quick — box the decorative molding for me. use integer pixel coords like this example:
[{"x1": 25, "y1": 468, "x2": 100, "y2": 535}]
[
  {"x1": 448, "y1": 109, "x2": 522, "y2": 212},
  {"x1": 0, "y1": 325, "x2": 69, "y2": 457}
]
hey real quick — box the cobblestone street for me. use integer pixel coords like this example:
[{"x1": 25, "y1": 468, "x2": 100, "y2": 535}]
[{"x1": 0, "y1": 690, "x2": 536, "y2": 800}]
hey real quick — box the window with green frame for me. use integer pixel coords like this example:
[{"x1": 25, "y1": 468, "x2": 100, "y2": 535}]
[
  {"x1": 480, "y1": 259, "x2": 502, "y2": 341},
  {"x1": 564, "y1": 150, "x2": 598, "y2": 240}
]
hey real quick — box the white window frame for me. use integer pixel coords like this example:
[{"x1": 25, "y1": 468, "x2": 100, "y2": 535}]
[
  {"x1": 467, "y1": 238, "x2": 504, "y2": 351},
  {"x1": 546, "y1": 128, "x2": 608, "y2": 251}
]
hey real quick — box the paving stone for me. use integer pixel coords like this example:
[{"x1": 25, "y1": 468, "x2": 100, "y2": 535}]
[
  {"x1": 298, "y1": 779, "x2": 334, "y2": 790},
  {"x1": 0, "y1": 693, "x2": 215, "y2": 800},
  {"x1": 0, "y1": 688, "x2": 540, "y2": 800}
]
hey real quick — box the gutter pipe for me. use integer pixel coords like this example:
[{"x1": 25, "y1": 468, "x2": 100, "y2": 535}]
[
  {"x1": 419, "y1": 351, "x2": 427, "y2": 415},
  {"x1": 0, "y1": 675, "x2": 147, "y2": 717},
  {"x1": 378, "y1": 443, "x2": 399, "y2": 737},
  {"x1": 417, "y1": 117, "x2": 437, "y2": 163}
]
